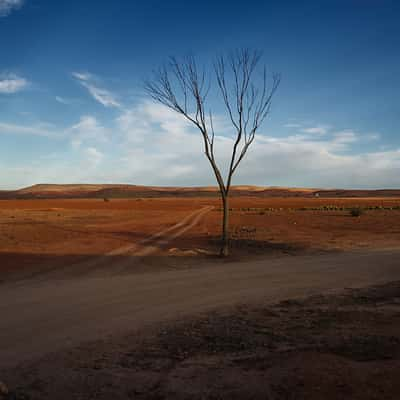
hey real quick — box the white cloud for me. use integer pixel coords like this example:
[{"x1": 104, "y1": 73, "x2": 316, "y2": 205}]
[
  {"x1": 73, "y1": 72, "x2": 121, "y2": 108},
  {"x1": 72, "y1": 72, "x2": 92, "y2": 81},
  {"x1": 284, "y1": 123, "x2": 302, "y2": 128},
  {"x1": 301, "y1": 125, "x2": 330, "y2": 135},
  {"x1": 66, "y1": 115, "x2": 108, "y2": 148},
  {"x1": 233, "y1": 137, "x2": 400, "y2": 189},
  {"x1": 0, "y1": 0, "x2": 23, "y2": 17},
  {"x1": 117, "y1": 100, "x2": 196, "y2": 145},
  {"x1": 365, "y1": 133, "x2": 380, "y2": 141},
  {"x1": 332, "y1": 130, "x2": 358, "y2": 144},
  {"x1": 0, "y1": 114, "x2": 109, "y2": 148},
  {"x1": 85, "y1": 147, "x2": 103, "y2": 167},
  {"x1": 55, "y1": 96, "x2": 70, "y2": 104},
  {"x1": 0, "y1": 122, "x2": 56, "y2": 137},
  {"x1": 0, "y1": 114, "x2": 107, "y2": 147},
  {"x1": 1, "y1": 100, "x2": 399, "y2": 190},
  {"x1": 93, "y1": 102, "x2": 399, "y2": 189},
  {"x1": 0, "y1": 73, "x2": 28, "y2": 93}
]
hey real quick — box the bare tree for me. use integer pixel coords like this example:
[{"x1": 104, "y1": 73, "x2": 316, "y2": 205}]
[{"x1": 145, "y1": 49, "x2": 280, "y2": 256}]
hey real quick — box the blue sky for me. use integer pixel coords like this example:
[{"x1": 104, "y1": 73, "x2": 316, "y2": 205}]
[{"x1": 0, "y1": 0, "x2": 399, "y2": 189}]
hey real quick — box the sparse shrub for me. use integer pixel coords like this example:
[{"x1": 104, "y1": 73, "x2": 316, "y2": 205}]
[
  {"x1": 350, "y1": 207, "x2": 363, "y2": 217},
  {"x1": 103, "y1": 198, "x2": 110, "y2": 202}
]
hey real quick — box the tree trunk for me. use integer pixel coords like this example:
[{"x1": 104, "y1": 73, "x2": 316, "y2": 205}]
[{"x1": 220, "y1": 193, "x2": 229, "y2": 256}]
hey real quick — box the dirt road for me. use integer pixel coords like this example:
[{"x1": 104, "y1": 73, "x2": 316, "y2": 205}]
[{"x1": 1, "y1": 248, "x2": 400, "y2": 369}]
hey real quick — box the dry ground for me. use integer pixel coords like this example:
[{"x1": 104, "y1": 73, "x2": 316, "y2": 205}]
[
  {"x1": 1, "y1": 197, "x2": 400, "y2": 280},
  {"x1": 1, "y1": 196, "x2": 400, "y2": 399},
  {"x1": 2, "y1": 280, "x2": 400, "y2": 399}
]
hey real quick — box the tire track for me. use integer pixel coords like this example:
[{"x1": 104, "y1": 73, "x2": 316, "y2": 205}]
[
  {"x1": 107, "y1": 205, "x2": 213, "y2": 256},
  {"x1": 33, "y1": 206, "x2": 213, "y2": 280}
]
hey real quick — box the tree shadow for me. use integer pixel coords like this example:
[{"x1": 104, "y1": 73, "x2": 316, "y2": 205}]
[{"x1": 0, "y1": 230, "x2": 318, "y2": 285}]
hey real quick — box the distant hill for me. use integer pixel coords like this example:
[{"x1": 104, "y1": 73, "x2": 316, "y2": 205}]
[{"x1": 1, "y1": 184, "x2": 400, "y2": 199}]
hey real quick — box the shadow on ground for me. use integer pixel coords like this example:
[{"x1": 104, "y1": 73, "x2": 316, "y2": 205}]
[
  {"x1": 2, "y1": 281, "x2": 400, "y2": 399},
  {"x1": 0, "y1": 235, "x2": 315, "y2": 283}
]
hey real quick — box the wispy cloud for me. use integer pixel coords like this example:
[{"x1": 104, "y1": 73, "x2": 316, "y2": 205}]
[
  {"x1": 0, "y1": 0, "x2": 23, "y2": 17},
  {"x1": 66, "y1": 115, "x2": 109, "y2": 148},
  {"x1": 332, "y1": 130, "x2": 358, "y2": 144},
  {"x1": 365, "y1": 133, "x2": 380, "y2": 141},
  {"x1": 85, "y1": 147, "x2": 104, "y2": 167},
  {"x1": 284, "y1": 123, "x2": 302, "y2": 128},
  {"x1": 0, "y1": 114, "x2": 108, "y2": 145},
  {"x1": 1, "y1": 100, "x2": 398, "y2": 190},
  {"x1": 55, "y1": 96, "x2": 70, "y2": 104},
  {"x1": 0, "y1": 122, "x2": 56, "y2": 137},
  {"x1": 0, "y1": 73, "x2": 28, "y2": 93},
  {"x1": 72, "y1": 72, "x2": 121, "y2": 108},
  {"x1": 104, "y1": 102, "x2": 398, "y2": 188},
  {"x1": 301, "y1": 125, "x2": 330, "y2": 135},
  {"x1": 72, "y1": 72, "x2": 91, "y2": 81}
]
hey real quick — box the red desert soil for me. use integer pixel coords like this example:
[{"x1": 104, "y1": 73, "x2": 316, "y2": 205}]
[
  {"x1": 1, "y1": 196, "x2": 400, "y2": 280},
  {"x1": 1, "y1": 195, "x2": 400, "y2": 399}
]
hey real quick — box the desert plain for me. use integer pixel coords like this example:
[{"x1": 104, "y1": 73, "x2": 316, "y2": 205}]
[{"x1": 1, "y1": 185, "x2": 400, "y2": 399}]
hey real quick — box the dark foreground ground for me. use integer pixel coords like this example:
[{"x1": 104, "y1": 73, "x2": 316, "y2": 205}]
[{"x1": 2, "y1": 280, "x2": 400, "y2": 400}]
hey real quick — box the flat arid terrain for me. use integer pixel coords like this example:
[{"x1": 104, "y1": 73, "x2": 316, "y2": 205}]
[
  {"x1": 4, "y1": 0, "x2": 400, "y2": 398},
  {"x1": 1, "y1": 185, "x2": 400, "y2": 399}
]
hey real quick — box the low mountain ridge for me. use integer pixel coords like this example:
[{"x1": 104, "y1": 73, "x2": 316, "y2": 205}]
[{"x1": 1, "y1": 184, "x2": 400, "y2": 199}]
